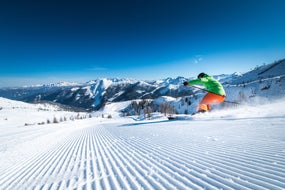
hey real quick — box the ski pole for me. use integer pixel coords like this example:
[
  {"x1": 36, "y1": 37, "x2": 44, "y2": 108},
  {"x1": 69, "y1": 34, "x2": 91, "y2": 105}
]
[
  {"x1": 189, "y1": 85, "x2": 240, "y2": 105},
  {"x1": 223, "y1": 100, "x2": 240, "y2": 105}
]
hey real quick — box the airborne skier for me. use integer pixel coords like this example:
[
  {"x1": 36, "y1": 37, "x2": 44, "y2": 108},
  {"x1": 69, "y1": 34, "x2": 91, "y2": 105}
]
[{"x1": 184, "y1": 72, "x2": 226, "y2": 113}]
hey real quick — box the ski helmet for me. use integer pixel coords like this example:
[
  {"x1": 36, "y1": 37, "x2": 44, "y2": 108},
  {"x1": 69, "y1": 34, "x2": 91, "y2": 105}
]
[{"x1": 197, "y1": 72, "x2": 206, "y2": 79}]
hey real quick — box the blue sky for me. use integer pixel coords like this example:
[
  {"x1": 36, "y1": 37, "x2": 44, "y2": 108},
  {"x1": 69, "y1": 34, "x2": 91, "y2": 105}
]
[{"x1": 0, "y1": 0, "x2": 285, "y2": 87}]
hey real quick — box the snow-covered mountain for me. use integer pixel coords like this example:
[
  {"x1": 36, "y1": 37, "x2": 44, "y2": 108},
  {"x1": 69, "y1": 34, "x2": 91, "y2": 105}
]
[
  {"x1": 161, "y1": 59, "x2": 285, "y2": 115},
  {"x1": 0, "y1": 59, "x2": 284, "y2": 113},
  {"x1": 223, "y1": 58, "x2": 285, "y2": 102},
  {"x1": 1, "y1": 60, "x2": 285, "y2": 190},
  {"x1": 0, "y1": 77, "x2": 193, "y2": 111}
]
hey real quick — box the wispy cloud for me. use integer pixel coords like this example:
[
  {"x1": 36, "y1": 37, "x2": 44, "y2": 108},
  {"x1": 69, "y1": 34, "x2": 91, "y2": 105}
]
[{"x1": 194, "y1": 55, "x2": 203, "y2": 64}]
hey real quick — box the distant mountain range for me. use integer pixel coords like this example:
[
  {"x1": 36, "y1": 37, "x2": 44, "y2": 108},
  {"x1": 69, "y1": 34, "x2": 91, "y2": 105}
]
[{"x1": 0, "y1": 59, "x2": 284, "y2": 111}]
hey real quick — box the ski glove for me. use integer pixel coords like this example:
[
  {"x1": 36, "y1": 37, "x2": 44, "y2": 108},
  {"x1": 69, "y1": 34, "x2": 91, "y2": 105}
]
[{"x1": 183, "y1": 81, "x2": 188, "y2": 86}]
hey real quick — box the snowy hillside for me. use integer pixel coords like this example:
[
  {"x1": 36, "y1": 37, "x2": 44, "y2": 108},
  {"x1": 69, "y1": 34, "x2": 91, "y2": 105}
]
[
  {"x1": 168, "y1": 59, "x2": 285, "y2": 115},
  {"x1": 0, "y1": 97, "x2": 90, "y2": 127},
  {"x1": 1, "y1": 59, "x2": 284, "y2": 189},
  {"x1": 0, "y1": 59, "x2": 284, "y2": 113},
  {"x1": 223, "y1": 59, "x2": 285, "y2": 102},
  {"x1": 0, "y1": 60, "x2": 284, "y2": 114},
  {"x1": 1, "y1": 96, "x2": 285, "y2": 189}
]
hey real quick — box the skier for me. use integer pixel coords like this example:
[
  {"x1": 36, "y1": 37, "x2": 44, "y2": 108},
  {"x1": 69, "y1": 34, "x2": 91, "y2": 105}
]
[{"x1": 183, "y1": 72, "x2": 226, "y2": 113}]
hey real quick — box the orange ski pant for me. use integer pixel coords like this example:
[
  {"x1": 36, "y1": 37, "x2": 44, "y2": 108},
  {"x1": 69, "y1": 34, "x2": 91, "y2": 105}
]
[{"x1": 198, "y1": 92, "x2": 225, "y2": 112}]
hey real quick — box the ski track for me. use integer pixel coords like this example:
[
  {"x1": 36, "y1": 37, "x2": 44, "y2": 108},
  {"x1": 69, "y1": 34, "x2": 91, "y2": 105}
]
[{"x1": 1, "y1": 118, "x2": 285, "y2": 190}]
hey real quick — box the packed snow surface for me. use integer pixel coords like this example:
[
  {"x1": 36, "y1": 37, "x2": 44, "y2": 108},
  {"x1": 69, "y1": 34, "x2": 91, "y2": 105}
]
[{"x1": 0, "y1": 98, "x2": 285, "y2": 189}]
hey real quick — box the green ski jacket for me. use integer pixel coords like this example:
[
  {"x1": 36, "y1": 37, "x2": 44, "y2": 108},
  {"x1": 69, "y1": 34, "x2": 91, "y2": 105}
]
[{"x1": 188, "y1": 74, "x2": 226, "y2": 96}]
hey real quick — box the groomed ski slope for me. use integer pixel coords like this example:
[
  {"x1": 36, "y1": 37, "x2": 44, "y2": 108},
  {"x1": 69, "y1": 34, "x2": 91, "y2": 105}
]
[{"x1": 1, "y1": 100, "x2": 285, "y2": 189}]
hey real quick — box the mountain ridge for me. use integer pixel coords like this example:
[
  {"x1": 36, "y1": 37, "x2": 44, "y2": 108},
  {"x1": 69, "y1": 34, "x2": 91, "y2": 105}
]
[{"x1": 0, "y1": 59, "x2": 284, "y2": 111}]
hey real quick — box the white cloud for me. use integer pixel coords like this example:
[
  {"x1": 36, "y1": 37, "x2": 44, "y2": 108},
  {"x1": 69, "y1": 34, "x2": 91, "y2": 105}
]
[{"x1": 194, "y1": 55, "x2": 203, "y2": 64}]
